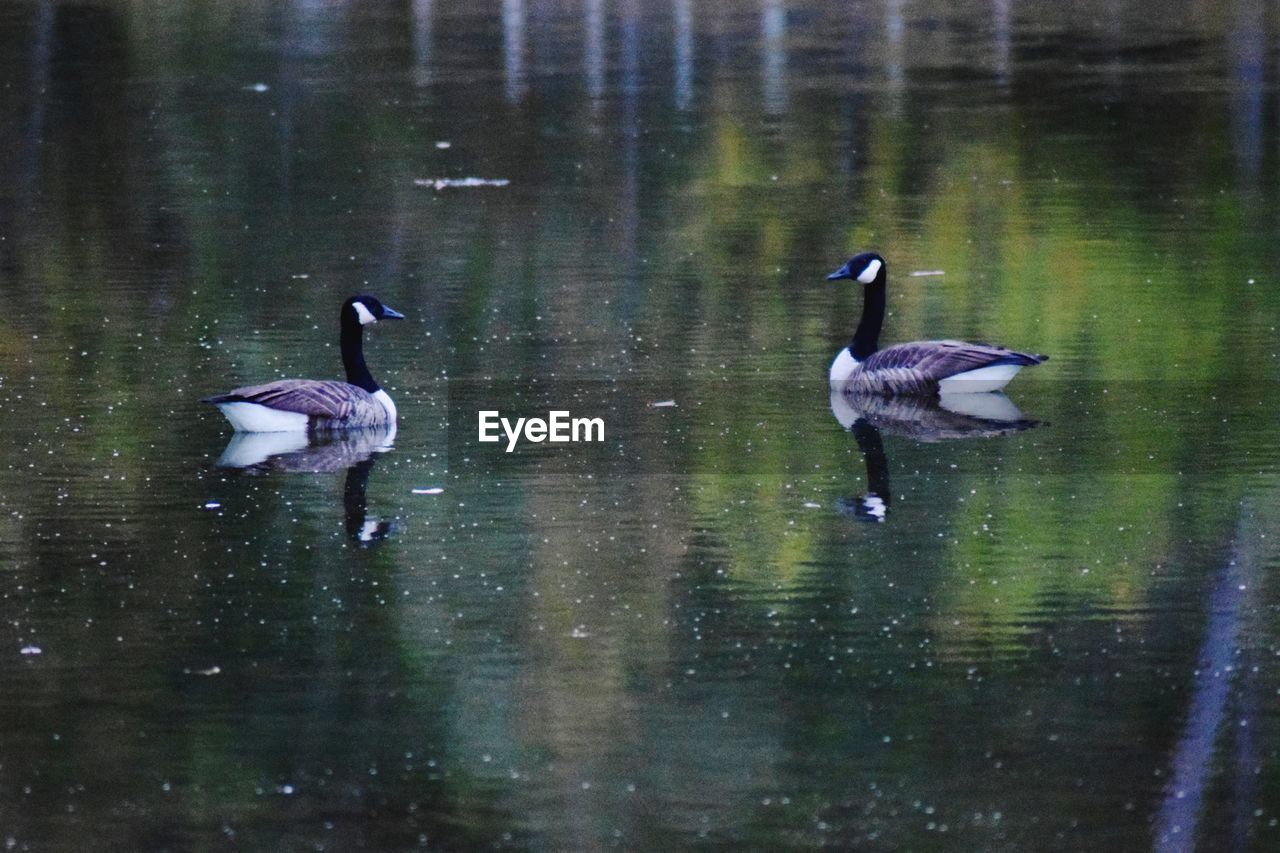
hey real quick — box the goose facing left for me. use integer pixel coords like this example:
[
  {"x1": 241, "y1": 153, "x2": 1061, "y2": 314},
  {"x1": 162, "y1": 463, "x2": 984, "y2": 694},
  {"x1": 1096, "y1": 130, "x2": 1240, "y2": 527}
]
[
  {"x1": 204, "y1": 294, "x2": 404, "y2": 433},
  {"x1": 827, "y1": 252, "x2": 1047, "y2": 395}
]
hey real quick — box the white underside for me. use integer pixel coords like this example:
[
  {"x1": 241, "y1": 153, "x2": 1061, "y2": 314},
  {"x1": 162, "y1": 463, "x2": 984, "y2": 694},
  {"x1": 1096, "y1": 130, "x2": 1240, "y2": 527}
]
[
  {"x1": 216, "y1": 402, "x2": 310, "y2": 433},
  {"x1": 938, "y1": 364, "x2": 1022, "y2": 394}
]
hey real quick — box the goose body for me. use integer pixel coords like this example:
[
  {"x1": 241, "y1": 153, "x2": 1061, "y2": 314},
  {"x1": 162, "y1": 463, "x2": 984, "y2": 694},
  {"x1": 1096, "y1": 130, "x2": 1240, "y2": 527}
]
[
  {"x1": 827, "y1": 253, "x2": 1046, "y2": 395},
  {"x1": 205, "y1": 295, "x2": 403, "y2": 433},
  {"x1": 829, "y1": 340, "x2": 1045, "y2": 395}
]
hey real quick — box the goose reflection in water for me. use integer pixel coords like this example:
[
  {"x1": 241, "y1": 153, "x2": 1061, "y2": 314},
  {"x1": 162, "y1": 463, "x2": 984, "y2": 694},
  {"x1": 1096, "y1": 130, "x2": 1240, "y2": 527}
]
[
  {"x1": 831, "y1": 392, "x2": 1041, "y2": 522},
  {"x1": 216, "y1": 423, "x2": 398, "y2": 546}
]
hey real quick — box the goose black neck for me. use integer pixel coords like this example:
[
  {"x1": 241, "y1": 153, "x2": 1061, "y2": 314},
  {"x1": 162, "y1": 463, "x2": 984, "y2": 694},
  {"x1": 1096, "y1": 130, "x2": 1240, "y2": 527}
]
[
  {"x1": 849, "y1": 274, "x2": 886, "y2": 361},
  {"x1": 341, "y1": 321, "x2": 380, "y2": 393}
]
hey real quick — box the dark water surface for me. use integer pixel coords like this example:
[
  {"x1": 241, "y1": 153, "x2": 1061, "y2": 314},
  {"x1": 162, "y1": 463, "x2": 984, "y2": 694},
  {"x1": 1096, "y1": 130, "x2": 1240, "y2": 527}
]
[{"x1": 2, "y1": 0, "x2": 1280, "y2": 849}]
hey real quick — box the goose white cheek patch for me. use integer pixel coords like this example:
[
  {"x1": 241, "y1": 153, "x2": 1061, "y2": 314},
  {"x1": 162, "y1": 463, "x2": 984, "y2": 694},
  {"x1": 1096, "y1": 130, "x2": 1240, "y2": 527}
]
[
  {"x1": 352, "y1": 301, "x2": 377, "y2": 325},
  {"x1": 857, "y1": 259, "x2": 882, "y2": 284}
]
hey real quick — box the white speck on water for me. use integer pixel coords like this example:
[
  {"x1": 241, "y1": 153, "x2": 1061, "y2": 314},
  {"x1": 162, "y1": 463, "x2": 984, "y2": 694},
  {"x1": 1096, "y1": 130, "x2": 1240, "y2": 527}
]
[
  {"x1": 20, "y1": 646, "x2": 41, "y2": 655},
  {"x1": 413, "y1": 177, "x2": 510, "y2": 190},
  {"x1": 280, "y1": 784, "x2": 295, "y2": 795},
  {"x1": 649, "y1": 400, "x2": 677, "y2": 408},
  {"x1": 570, "y1": 626, "x2": 590, "y2": 638},
  {"x1": 242, "y1": 83, "x2": 269, "y2": 93},
  {"x1": 412, "y1": 488, "x2": 444, "y2": 495},
  {"x1": 910, "y1": 270, "x2": 945, "y2": 277},
  {"x1": 803, "y1": 502, "x2": 821, "y2": 509},
  {"x1": 435, "y1": 141, "x2": 452, "y2": 149},
  {"x1": 290, "y1": 274, "x2": 310, "y2": 280}
]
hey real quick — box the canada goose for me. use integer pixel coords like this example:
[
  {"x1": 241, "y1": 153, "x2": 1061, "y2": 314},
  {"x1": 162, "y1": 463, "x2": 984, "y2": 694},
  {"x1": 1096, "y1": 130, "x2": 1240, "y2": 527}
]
[
  {"x1": 827, "y1": 253, "x2": 1047, "y2": 394},
  {"x1": 205, "y1": 295, "x2": 404, "y2": 432}
]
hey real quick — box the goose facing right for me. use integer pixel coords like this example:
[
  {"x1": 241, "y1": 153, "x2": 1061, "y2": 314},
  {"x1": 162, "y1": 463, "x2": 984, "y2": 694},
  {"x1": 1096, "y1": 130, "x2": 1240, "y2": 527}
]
[
  {"x1": 827, "y1": 252, "x2": 1047, "y2": 395},
  {"x1": 205, "y1": 294, "x2": 404, "y2": 433}
]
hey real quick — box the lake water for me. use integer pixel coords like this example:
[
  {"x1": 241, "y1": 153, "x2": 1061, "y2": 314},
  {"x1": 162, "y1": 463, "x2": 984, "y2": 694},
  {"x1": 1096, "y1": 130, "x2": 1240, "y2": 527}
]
[{"x1": 2, "y1": 0, "x2": 1279, "y2": 849}]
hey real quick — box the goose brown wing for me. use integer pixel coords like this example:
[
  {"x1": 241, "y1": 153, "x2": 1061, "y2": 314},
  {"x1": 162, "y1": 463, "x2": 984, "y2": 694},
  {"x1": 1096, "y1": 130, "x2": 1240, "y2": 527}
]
[
  {"x1": 864, "y1": 340, "x2": 1041, "y2": 378},
  {"x1": 857, "y1": 340, "x2": 1045, "y2": 391},
  {"x1": 205, "y1": 380, "x2": 372, "y2": 421}
]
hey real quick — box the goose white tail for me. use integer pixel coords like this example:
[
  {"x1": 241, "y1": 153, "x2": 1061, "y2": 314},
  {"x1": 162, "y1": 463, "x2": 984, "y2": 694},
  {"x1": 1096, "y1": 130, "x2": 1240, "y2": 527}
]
[
  {"x1": 938, "y1": 364, "x2": 1023, "y2": 394},
  {"x1": 215, "y1": 402, "x2": 309, "y2": 433}
]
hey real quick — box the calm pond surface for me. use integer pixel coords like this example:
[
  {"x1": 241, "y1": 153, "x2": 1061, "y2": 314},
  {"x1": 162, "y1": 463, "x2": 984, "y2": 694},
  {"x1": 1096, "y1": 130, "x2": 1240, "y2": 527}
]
[{"x1": 2, "y1": 0, "x2": 1280, "y2": 849}]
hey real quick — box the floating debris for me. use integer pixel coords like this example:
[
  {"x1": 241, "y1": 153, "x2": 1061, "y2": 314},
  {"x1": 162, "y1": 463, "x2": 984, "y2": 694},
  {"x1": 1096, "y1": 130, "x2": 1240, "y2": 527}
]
[
  {"x1": 435, "y1": 141, "x2": 452, "y2": 149},
  {"x1": 569, "y1": 626, "x2": 590, "y2": 639},
  {"x1": 414, "y1": 177, "x2": 510, "y2": 190},
  {"x1": 412, "y1": 487, "x2": 445, "y2": 495},
  {"x1": 648, "y1": 400, "x2": 677, "y2": 408},
  {"x1": 20, "y1": 646, "x2": 42, "y2": 656},
  {"x1": 803, "y1": 502, "x2": 821, "y2": 509},
  {"x1": 242, "y1": 83, "x2": 270, "y2": 93},
  {"x1": 290, "y1": 274, "x2": 310, "y2": 280},
  {"x1": 187, "y1": 666, "x2": 221, "y2": 676},
  {"x1": 909, "y1": 270, "x2": 945, "y2": 277},
  {"x1": 203, "y1": 501, "x2": 221, "y2": 509}
]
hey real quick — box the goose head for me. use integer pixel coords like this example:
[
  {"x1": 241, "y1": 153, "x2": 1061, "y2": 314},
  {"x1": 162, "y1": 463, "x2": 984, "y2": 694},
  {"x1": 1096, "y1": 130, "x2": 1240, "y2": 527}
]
[
  {"x1": 343, "y1": 294, "x2": 406, "y2": 326},
  {"x1": 826, "y1": 252, "x2": 885, "y2": 285}
]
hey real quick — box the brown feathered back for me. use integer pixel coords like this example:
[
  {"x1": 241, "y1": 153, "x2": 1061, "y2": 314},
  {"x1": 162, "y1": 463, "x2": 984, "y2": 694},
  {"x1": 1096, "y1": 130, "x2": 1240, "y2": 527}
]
[
  {"x1": 204, "y1": 380, "x2": 391, "y2": 429},
  {"x1": 846, "y1": 340, "x2": 1047, "y2": 395}
]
